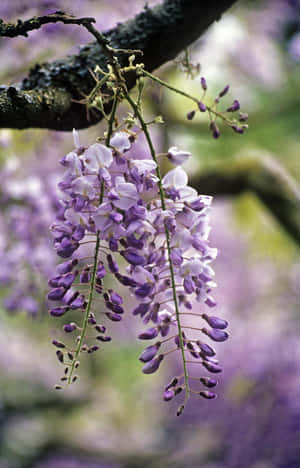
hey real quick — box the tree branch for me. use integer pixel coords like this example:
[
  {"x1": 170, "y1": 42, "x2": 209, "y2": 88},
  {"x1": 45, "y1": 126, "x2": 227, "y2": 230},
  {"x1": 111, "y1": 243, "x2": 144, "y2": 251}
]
[
  {"x1": 0, "y1": 0, "x2": 238, "y2": 130},
  {"x1": 191, "y1": 156, "x2": 300, "y2": 246},
  {"x1": 0, "y1": 11, "x2": 96, "y2": 38}
]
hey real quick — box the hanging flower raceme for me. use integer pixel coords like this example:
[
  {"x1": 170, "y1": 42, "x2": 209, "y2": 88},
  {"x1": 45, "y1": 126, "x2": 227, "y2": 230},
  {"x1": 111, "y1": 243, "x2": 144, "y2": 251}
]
[
  {"x1": 125, "y1": 162, "x2": 228, "y2": 415},
  {"x1": 49, "y1": 129, "x2": 228, "y2": 415},
  {"x1": 0, "y1": 155, "x2": 60, "y2": 316}
]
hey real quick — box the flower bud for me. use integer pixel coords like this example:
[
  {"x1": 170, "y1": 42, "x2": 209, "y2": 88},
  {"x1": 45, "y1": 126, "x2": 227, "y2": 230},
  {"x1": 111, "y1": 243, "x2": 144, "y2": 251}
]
[
  {"x1": 96, "y1": 263, "x2": 106, "y2": 279},
  {"x1": 142, "y1": 354, "x2": 164, "y2": 374},
  {"x1": 69, "y1": 294, "x2": 86, "y2": 310},
  {"x1": 219, "y1": 84, "x2": 230, "y2": 97},
  {"x1": 177, "y1": 404, "x2": 185, "y2": 416},
  {"x1": 57, "y1": 259, "x2": 78, "y2": 275},
  {"x1": 163, "y1": 389, "x2": 175, "y2": 401},
  {"x1": 56, "y1": 350, "x2": 64, "y2": 363},
  {"x1": 200, "y1": 77, "x2": 207, "y2": 91},
  {"x1": 138, "y1": 327, "x2": 158, "y2": 340},
  {"x1": 165, "y1": 377, "x2": 179, "y2": 391},
  {"x1": 202, "y1": 361, "x2": 222, "y2": 373},
  {"x1": 107, "y1": 254, "x2": 119, "y2": 273},
  {"x1": 231, "y1": 125, "x2": 244, "y2": 134},
  {"x1": 49, "y1": 307, "x2": 68, "y2": 317},
  {"x1": 88, "y1": 345, "x2": 99, "y2": 353},
  {"x1": 115, "y1": 273, "x2": 137, "y2": 287},
  {"x1": 186, "y1": 110, "x2": 195, "y2": 120},
  {"x1": 139, "y1": 342, "x2": 161, "y2": 362},
  {"x1": 109, "y1": 237, "x2": 119, "y2": 252},
  {"x1": 105, "y1": 301, "x2": 124, "y2": 314},
  {"x1": 109, "y1": 290, "x2": 123, "y2": 305},
  {"x1": 72, "y1": 225, "x2": 85, "y2": 241},
  {"x1": 63, "y1": 323, "x2": 76, "y2": 333},
  {"x1": 196, "y1": 341, "x2": 216, "y2": 357},
  {"x1": 187, "y1": 342, "x2": 200, "y2": 358},
  {"x1": 121, "y1": 249, "x2": 146, "y2": 266},
  {"x1": 80, "y1": 268, "x2": 91, "y2": 283},
  {"x1": 59, "y1": 272, "x2": 77, "y2": 288},
  {"x1": 105, "y1": 312, "x2": 122, "y2": 322},
  {"x1": 200, "y1": 377, "x2": 218, "y2": 388},
  {"x1": 52, "y1": 339, "x2": 65, "y2": 348},
  {"x1": 209, "y1": 121, "x2": 220, "y2": 139},
  {"x1": 96, "y1": 335, "x2": 111, "y2": 342},
  {"x1": 227, "y1": 99, "x2": 240, "y2": 112},
  {"x1": 48, "y1": 287, "x2": 66, "y2": 301},
  {"x1": 202, "y1": 313, "x2": 228, "y2": 329},
  {"x1": 202, "y1": 327, "x2": 229, "y2": 342},
  {"x1": 133, "y1": 302, "x2": 150, "y2": 317},
  {"x1": 205, "y1": 296, "x2": 217, "y2": 307},
  {"x1": 198, "y1": 101, "x2": 207, "y2": 112},
  {"x1": 135, "y1": 283, "x2": 153, "y2": 298},
  {"x1": 199, "y1": 390, "x2": 217, "y2": 399},
  {"x1": 239, "y1": 112, "x2": 248, "y2": 122}
]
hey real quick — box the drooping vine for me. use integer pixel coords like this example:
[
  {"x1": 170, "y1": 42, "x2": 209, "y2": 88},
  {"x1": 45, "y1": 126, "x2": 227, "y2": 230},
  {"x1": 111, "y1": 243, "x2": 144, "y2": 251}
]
[{"x1": 47, "y1": 22, "x2": 247, "y2": 415}]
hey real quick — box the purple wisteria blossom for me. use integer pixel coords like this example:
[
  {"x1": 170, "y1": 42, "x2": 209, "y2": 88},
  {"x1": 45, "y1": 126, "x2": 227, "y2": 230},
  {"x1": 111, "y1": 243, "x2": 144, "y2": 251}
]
[
  {"x1": 48, "y1": 128, "x2": 228, "y2": 413},
  {"x1": 0, "y1": 156, "x2": 60, "y2": 315}
]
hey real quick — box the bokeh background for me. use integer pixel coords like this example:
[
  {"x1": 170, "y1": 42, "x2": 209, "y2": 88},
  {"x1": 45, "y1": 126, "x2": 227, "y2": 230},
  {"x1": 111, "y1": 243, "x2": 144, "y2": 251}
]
[{"x1": 0, "y1": 1, "x2": 300, "y2": 467}]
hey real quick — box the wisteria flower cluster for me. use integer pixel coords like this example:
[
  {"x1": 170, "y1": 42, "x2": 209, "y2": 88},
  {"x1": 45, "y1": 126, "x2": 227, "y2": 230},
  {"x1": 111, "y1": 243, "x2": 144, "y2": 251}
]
[
  {"x1": 0, "y1": 157, "x2": 59, "y2": 315},
  {"x1": 48, "y1": 127, "x2": 229, "y2": 415}
]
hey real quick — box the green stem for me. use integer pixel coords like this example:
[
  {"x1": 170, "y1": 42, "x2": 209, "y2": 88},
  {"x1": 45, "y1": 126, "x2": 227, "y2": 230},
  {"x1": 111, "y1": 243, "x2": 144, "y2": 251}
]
[
  {"x1": 141, "y1": 68, "x2": 230, "y2": 123},
  {"x1": 106, "y1": 89, "x2": 119, "y2": 145},
  {"x1": 125, "y1": 91, "x2": 190, "y2": 408},
  {"x1": 67, "y1": 232, "x2": 101, "y2": 384}
]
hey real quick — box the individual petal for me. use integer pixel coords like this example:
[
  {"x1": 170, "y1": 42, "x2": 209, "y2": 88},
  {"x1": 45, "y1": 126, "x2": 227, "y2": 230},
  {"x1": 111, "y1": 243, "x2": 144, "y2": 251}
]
[
  {"x1": 110, "y1": 132, "x2": 131, "y2": 152},
  {"x1": 81, "y1": 143, "x2": 113, "y2": 171},
  {"x1": 135, "y1": 282, "x2": 154, "y2": 298},
  {"x1": 48, "y1": 287, "x2": 66, "y2": 301},
  {"x1": 162, "y1": 167, "x2": 188, "y2": 188},
  {"x1": 170, "y1": 248, "x2": 183, "y2": 266},
  {"x1": 132, "y1": 303, "x2": 150, "y2": 317},
  {"x1": 56, "y1": 259, "x2": 78, "y2": 275},
  {"x1": 183, "y1": 276, "x2": 195, "y2": 294},
  {"x1": 114, "y1": 177, "x2": 139, "y2": 209},
  {"x1": 73, "y1": 128, "x2": 80, "y2": 148},
  {"x1": 167, "y1": 146, "x2": 191, "y2": 166},
  {"x1": 130, "y1": 159, "x2": 157, "y2": 174},
  {"x1": 121, "y1": 249, "x2": 146, "y2": 266}
]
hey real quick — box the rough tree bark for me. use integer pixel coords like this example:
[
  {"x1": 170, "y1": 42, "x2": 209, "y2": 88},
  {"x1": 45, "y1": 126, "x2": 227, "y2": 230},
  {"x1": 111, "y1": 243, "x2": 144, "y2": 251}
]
[{"x1": 0, "y1": 0, "x2": 238, "y2": 130}]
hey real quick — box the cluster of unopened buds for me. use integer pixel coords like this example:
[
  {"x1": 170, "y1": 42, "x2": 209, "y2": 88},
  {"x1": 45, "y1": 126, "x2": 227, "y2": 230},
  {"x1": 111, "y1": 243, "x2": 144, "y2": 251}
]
[
  {"x1": 186, "y1": 77, "x2": 248, "y2": 139},
  {"x1": 48, "y1": 125, "x2": 229, "y2": 415}
]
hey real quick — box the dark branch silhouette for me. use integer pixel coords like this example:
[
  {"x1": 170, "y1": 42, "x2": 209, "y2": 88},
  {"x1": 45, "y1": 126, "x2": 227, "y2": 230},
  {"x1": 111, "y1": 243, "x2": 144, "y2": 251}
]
[
  {"x1": 0, "y1": 0, "x2": 238, "y2": 130},
  {"x1": 191, "y1": 156, "x2": 300, "y2": 246}
]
